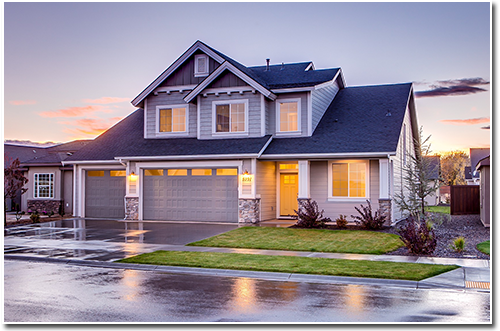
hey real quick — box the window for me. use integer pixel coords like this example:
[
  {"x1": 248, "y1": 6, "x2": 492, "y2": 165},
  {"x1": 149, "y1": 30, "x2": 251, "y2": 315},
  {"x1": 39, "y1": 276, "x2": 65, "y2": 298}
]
[
  {"x1": 213, "y1": 100, "x2": 248, "y2": 134},
  {"x1": 194, "y1": 54, "x2": 209, "y2": 77},
  {"x1": 168, "y1": 169, "x2": 187, "y2": 176},
  {"x1": 279, "y1": 164, "x2": 298, "y2": 170},
  {"x1": 144, "y1": 169, "x2": 164, "y2": 176},
  {"x1": 34, "y1": 173, "x2": 54, "y2": 198},
  {"x1": 157, "y1": 105, "x2": 187, "y2": 133},
  {"x1": 277, "y1": 99, "x2": 300, "y2": 132},
  {"x1": 110, "y1": 171, "x2": 126, "y2": 177},
  {"x1": 192, "y1": 169, "x2": 212, "y2": 176},
  {"x1": 216, "y1": 169, "x2": 238, "y2": 176},
  {"x1": 87, "y1": 171, "x2": 104, "y2": 177},
  {"x1": 329, "y1": 161, "x2": 368, "y2": 198}
]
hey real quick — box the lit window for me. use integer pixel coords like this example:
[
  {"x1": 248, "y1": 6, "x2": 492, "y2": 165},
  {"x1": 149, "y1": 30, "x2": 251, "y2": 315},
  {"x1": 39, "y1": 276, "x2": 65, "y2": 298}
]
[
  {"x1": 279, "y1": 164, "x2": 298, "y2": 170},
  {"x1": 330, "y1": 161, "x2": 367, "y2": 198},
  {"x1": 87, "y1": 171, "x2": 104, "y2": 177},
  {"x1": 216, "y1": 169, "x2": 238, "y2": 176},
  {"x1": 168, "y1": 169, "x2": 187, "y2": 176},
  {"x1": 145, "y1": 169, "x2": 164, "y2": 176},
  {"x1": 110, "y1": 170, "x2": 126, "y2": 177},
  {"x1": 192, "y1": 169, "x2": 212, "y2": 176},
  {"x1": 214, "y1": 101, "x2": 247, "y2": 133},
  {"x1": 34, "y1": 173, "x2": 54, "y2": 198},
  {"x1": 277, "y1": 100, "x2": 300, "y2": 132},
  {"x1": 158, "y1": 106, "x2": 186, "y2": 133}
]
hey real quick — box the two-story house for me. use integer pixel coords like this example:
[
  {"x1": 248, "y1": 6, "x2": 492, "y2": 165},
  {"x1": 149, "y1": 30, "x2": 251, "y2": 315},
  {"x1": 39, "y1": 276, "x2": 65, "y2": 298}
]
[{"x1": 65, "y1": 40, "x2": 418, "y2": 224}]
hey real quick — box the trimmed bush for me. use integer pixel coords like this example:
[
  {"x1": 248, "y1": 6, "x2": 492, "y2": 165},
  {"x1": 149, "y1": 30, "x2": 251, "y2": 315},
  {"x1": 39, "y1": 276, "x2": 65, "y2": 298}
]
[
  {"x1": 351, "y1": 200, "x2": 386, "y2": 230},
  {"x1": 397, "y1": 216, "x2": 437, "y2": 255},
  {"x1": 335, "y1": 214, "x2": 348, "y2": 229},
  {"x1": 294, "y1": 200, "x2": 331, "y2": 228}
]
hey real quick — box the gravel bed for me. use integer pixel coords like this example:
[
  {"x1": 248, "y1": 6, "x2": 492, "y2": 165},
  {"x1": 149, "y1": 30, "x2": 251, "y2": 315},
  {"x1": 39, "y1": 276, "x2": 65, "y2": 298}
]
[{"x1": 384, "y1": 214, "x2": 490, "y2": 259}]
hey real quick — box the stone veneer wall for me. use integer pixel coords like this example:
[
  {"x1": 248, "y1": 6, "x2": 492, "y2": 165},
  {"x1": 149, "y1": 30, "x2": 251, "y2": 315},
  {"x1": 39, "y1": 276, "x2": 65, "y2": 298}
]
[
  {"x1": 378, "y1": 198, "x2": 392, "y2": 224},
  {"x1": 27, "y1": 200, "x2": 62, "y2": 214},
  {"x1": 125, "y1": 197, "x2": 139, "y2": 220},
  {"x1": 238, "y1": 198, "x2": 260, "y2": 223}
]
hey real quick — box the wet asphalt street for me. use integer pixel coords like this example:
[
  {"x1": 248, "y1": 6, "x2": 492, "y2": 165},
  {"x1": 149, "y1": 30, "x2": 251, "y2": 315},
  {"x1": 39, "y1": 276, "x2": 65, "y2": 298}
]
[
  {"x1": 4, "y1": 219, "x2": 491, "y2": 323},
  {"x1": 4, "y1": 260, "x2": 490, "y2": 323}
]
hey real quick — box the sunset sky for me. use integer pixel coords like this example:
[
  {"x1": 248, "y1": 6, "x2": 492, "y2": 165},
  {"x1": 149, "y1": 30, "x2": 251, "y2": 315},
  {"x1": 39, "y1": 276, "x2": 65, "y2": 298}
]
[{"x1": 4, "y1": 2, "x2": 491, "y2": 153}]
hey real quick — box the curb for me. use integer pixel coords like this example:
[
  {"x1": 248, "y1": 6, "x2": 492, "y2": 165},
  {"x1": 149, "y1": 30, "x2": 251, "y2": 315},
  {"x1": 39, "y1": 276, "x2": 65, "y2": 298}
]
[{"x1": 4, "y1": 255, "x2": 470, "y2": 291}]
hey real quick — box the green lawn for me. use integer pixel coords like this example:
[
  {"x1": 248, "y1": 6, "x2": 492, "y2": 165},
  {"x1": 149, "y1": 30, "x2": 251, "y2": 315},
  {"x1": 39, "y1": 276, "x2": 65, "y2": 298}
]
[
  {"x1": 117, "y1": 251, "x2": 458, "y2": 281},
  {"x1": 187, "y1": 227, "x2": 403, "y2": 255},
  {"x1": 477, "y1": 240, "x2": 490, "y2": 255},
  {"x1": 425, "y1": 205, "x2": 450, "y2": 214}
]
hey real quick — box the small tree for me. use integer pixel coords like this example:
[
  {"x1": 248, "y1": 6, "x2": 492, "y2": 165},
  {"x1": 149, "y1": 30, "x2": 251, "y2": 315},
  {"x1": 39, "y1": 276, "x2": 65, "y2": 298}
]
[
  {"x1": 394, "y1": 128, "x2": 440, "y2": 218},
  {"x1": 4, "y1": 158, "x2": 29, "y2": 226}
]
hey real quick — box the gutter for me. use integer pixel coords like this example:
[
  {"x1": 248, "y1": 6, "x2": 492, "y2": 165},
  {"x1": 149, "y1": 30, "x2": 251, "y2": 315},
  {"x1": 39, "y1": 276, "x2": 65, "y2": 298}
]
[
  {"x1": 259, "y1": 152, "x2": 397, "y2": 160},
  {"x1": 114, "y1": 154, "x2": 260, "y2": 162}
]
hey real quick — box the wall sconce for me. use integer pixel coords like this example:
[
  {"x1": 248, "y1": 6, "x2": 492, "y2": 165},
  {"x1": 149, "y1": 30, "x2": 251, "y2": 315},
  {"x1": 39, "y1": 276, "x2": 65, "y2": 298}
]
[
  {"x1": 243, "y1": 169, "x2": 249, "y2": 176},
  {"x1": 129, "y1": 171, "x2": 138, "y2": 180}
]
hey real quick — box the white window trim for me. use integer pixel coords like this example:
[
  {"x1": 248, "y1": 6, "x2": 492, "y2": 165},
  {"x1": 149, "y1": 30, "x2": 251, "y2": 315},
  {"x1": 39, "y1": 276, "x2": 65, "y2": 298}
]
[
  {"x1": 212, "y1": 99, "x2": 249, "y2": 136},
  {"x1": 276, "y1": 98, "x2": 301, "y2": 134},
  {"x1": 327, "y1": 160, "x2": 370, "y2": 201},
  {"x1": 194, "y1": 54, "x2": 209, "y2": 77},
  {"x1": 155, "y1": 104, "x2": 189, "y2": 136},
  {"x1": 33, "y1": 173, "x2": 55, "y2": 199}
]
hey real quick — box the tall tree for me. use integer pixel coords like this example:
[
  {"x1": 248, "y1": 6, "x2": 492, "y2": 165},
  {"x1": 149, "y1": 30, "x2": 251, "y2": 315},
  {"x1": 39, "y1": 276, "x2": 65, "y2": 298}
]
[{"x1": 439, "y1": 151, "x2": 470, "y2": 186}]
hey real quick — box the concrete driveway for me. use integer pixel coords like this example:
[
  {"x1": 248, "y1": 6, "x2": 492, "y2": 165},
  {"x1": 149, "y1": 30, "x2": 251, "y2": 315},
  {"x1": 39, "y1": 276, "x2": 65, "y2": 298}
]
[{"x1": 4, "y1": 218, "x2": 238, "y2": 261}]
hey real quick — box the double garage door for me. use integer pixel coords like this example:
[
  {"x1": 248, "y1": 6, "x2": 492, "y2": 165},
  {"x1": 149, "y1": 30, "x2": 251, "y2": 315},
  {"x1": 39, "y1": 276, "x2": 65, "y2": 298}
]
[{"x1": 143, "y1": 168, "x2": 239, "y2": 222}]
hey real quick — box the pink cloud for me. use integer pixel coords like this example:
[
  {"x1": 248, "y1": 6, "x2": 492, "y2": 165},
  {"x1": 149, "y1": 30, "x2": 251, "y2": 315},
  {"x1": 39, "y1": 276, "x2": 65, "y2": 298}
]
[
  {"x1": 9, "y1": 100, "x2": 37, "y2": 106},
  {"x1": 439, "y1": 117, "x2": 490, "y2": 125},
  {"x1": 62, "y1": 117, "x2": 124, "y2": 138},
  {"x1": 83, "y1": 97, "x2": 130, "y2": 104},
  {"x1": 39, "y1": 105, "x2": 111, "y2": 118}
]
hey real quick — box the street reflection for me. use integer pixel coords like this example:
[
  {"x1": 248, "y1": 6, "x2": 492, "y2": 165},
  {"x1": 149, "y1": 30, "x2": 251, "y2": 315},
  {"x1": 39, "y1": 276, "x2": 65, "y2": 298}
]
[
  {"x1": 121, "y1": 269, "x2": 141, "y2": 301},
  {"x1": 344, "y1": 284, "x2": 365, "y2": 315},
  {"x1": 230, "y1": 278, "x2": 257, "y2": 312}
]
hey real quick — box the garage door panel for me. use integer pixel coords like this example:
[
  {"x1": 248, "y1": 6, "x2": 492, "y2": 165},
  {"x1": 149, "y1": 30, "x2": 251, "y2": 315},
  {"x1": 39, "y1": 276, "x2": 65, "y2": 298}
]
[
  {"x1": 143, "y1": 168, "x2": 238, "y2": 222},
  {"x1": 85, "y1": 170, "x2": 125, "y2": 219}
]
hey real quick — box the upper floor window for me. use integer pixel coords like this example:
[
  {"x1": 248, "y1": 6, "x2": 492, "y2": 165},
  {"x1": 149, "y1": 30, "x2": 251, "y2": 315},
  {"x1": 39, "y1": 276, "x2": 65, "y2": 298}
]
[
  {"x1": 157, "y1": 105, "x2": 187, "y2": 134},
  {"x1": 212, "y1": 99, "x2": 248, "y2": 134},
  {"x1": 277, "y1": 99, "x2": 300, "y2": 133},
  {"x1": 34, "y1": 173, "x2": 54, "y2": 198},
  {"x1": 328, "y1": 160, "x2": 368, "y2": 199},
  {"x1": 194, "y1": 54, "x2": 209, "y2": 77}
]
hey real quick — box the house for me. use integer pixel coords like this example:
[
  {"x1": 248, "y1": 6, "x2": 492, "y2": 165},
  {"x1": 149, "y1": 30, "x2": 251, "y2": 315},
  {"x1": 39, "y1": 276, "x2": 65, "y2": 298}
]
[
  {"x1": 64, "y1": 40, "x2": 419, "y2": 224},
  {"x1": 4, "y1": 141, "x2": 90, "y2": 214},
  {"x1": 423, "y1": 155, "x2": 440, "y2": 206},
  {"x1": 464, "y1": 166, "x2": 480, "y2": 185},
  {"x1": 475, "y1": 155, "x2": 490, "y2": 227}
]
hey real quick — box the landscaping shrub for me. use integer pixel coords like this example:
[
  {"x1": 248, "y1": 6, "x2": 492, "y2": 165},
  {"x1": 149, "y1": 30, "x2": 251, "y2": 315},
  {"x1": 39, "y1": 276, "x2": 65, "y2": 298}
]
[
  {"x1": 351, "y1": 200, "x2": 386, "y2": 230},
  {"x1": 294, "y1": 200, "x2": 331, "y2": 228},
  {"x1": 450, "y1": 236, "x2": 466, "y2": 252},
  {"x1": 29, "y1": 210, "x2": 40, "y2": 223},
  {"x1": 397, "y1": 216, "x2": 437, "y2": 255},
  {"x1": 335, "y1": 214, "x2": 348, "y2": 229}
]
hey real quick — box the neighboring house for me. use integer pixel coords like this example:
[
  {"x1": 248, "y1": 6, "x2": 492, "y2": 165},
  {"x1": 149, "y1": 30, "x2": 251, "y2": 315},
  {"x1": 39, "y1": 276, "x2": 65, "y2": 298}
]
[
  {"x1": 475, "y1": 155, "x2": 490, "y2": 227},
  {"x1": 470, "y1": 148, "x2": 490, "y2": 179},
  {"x1": 464, "y1": 166, "x2": 480, "y2": 185},
  {"x1": 65, "y1": 40, "x2": 419, "y2": 224},
  {"x1": 424, "y1": 155, "x2": 440, "y2": 206},
  {"x1": 4, "y1": 141, "x2": 91, "y2": 214}
]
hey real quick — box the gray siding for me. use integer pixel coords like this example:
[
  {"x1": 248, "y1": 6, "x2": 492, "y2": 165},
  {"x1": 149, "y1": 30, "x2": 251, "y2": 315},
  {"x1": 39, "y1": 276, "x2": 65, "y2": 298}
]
[
  {"x1": 311, "y1": 81, "x2": 340, "y2": 133},
  {"x1": 63, "y1": 170, "x2": 73, "y2": 214},
  {"x1": 144, "y1": 91, "x2": 197, "y2": 139},
  {"x1": 273, "y1": 92, "x2": 309, "y2": 137},
  {"x1": 256, "y1": 161, "x2": 276, "y2": 221},
  {"x1": 74, "y1": 166, "x2": 80, "y2": 216},
  {"x1": 265, "y1": 98, "x2": 274, "y2": 135},
  {"x1": 160, "y1": 52, "x2": 218, "y2": 87},
  {"x1": 309, "y1": 160, "x2": 380, "y2": 221}
]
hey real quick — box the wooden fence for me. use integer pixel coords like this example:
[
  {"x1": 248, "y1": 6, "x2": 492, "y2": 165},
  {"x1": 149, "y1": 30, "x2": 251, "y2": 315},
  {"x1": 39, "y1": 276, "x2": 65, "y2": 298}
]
[{"x1": 450, "y1": 185, "x2": 480, "y2": 215}]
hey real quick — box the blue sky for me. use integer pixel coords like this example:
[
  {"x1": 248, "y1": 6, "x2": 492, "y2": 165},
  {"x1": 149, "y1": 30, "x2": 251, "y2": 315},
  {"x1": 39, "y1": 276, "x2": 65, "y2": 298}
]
[{"x1": 4, "y1": 2, "x2": 491, "y2": 153}]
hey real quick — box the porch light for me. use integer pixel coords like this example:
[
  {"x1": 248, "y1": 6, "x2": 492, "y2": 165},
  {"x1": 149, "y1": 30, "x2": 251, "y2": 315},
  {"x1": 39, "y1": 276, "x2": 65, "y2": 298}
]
[
  {"x1": 243, "y1": 169, "x2": 249, "y2": 176},
  {"x1": 129, "y1": 171, "x2": 138, "y2": 180}
]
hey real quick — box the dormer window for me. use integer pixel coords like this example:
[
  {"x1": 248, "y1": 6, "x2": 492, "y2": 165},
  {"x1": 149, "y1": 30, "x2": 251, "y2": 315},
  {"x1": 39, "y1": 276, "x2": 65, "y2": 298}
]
[
  {"x1": 276, "y1": 99, "x2": 301, "y2": 133},
  {"x1": 194, "y1": 54, "x2": 209, "y2": 77},
  {"x1": 156, "y1": 105, "x2": 187, "y2": 134}
]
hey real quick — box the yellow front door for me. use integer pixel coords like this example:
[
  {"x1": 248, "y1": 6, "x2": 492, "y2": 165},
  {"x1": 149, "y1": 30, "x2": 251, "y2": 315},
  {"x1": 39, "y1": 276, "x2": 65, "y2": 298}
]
[{"x1": 280, "y1": 173, "x2": 298, "y2": 216}]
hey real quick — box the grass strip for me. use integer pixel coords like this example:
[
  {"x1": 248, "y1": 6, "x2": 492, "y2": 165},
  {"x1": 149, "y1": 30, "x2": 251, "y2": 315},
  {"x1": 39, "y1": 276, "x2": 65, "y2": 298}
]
[
  {"x1": 187, "y1": 227, "x2": 403, "y2": 255},
  {"x1": 477, "y1": 240, "x2": 490, "y2": 255},
  {"x1": 425, "y1": 206, "x2": 450, "y2": 214},
  {"x1": 117, "y1": 250, "x2": 458, "y2": 281}
]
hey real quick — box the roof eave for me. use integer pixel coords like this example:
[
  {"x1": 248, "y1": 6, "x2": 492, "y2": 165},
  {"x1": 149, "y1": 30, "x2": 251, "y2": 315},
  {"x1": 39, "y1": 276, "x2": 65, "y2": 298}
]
[{"x1": 114, "y1": 154, "x2": 260, "y2": 161}]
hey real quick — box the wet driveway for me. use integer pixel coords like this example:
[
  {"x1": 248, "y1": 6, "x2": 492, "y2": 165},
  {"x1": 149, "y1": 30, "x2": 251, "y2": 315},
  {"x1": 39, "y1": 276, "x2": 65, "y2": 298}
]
[{"x1": 4, "y1": 219, "x2": 238, "y2": 261}]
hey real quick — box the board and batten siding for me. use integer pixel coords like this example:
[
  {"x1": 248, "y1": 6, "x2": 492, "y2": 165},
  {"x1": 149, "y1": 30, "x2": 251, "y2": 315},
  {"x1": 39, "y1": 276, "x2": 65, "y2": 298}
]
[
  {"x1": 390, "y1": 105, "x2": 415, "y2": 221},
  {"x1": 256, "y1": 161, "x2": 277, "y2": 221},
  {"x1": 159, "y1": 52, "x2": 219, "y2": 87},
  {"x1": 210, "y1": 71, "x2": 247, "y2": 88},
  {"x1": 274, "y1": 92, "x2": 309, "y2": 137},
  {"x1": 309, "y1": 160, "x2": 380, "y2": 220}
]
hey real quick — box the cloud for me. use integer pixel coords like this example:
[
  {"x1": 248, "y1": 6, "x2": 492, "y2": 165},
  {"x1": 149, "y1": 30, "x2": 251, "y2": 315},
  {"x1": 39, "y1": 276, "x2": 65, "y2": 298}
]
[
  {"x1": 415, "y1": 77, "x2": 490, "y2": 98},
  {"x1": 39, "y1": 105, "x2": 111, "y2": 118},
  {"x1": 9, "y1": 100, "x2": 37, "y2": 106},
  {"x1": 62, "y1": 117, "x2": 123, "y2": 137},
  {"x1": 481, "y1": 126, "x2": 490, "y2": 130},
  {"x1": 83, "y1": 97, "x2": 130, "y2": 104},
  {"x1": 439, "y1": 117, "x2": 490, "y2": 125}
]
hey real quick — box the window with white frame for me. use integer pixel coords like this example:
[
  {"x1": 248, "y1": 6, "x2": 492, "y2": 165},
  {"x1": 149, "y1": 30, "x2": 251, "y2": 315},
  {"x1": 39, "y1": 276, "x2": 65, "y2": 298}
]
[
  {"x1": 213, "y1": 100, "x2": 248, "y2": 134},
  {"x1": 194, "y1": 54, "x2": 209, "y2": 77},
  {"x1": 157, "y1": 105, "x2": 187, "y2": 133},
  {"x1": 277, "y1": 99, "x2": 300, "y2": 132},
  {"x1": 329, "y1": 161, "x2": 368, "y2": 198},
  {"x1": 34, "y1": 173, "x2": 54, "y2": 198}
]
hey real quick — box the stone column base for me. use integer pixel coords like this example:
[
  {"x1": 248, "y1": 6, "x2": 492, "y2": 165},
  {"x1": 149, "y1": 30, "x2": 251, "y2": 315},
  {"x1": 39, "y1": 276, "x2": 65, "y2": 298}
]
[
  {"x1": 238, "y1": 198, "x2": 261, "y2": 224},
  {"x1": 27, "y1": 199, "x2": 62, "y2": 214},
  {"x1": 125, "y1": 197, "x2": 139, "y2": 220},
  {"x1": 378, "y1": 199, "x2": 392, "y2": 224}
]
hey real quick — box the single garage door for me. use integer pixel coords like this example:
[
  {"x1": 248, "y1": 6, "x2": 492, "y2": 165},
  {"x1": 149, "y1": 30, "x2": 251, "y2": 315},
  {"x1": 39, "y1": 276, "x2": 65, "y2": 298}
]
[
  {"x1": 85, "y1": 170, "x2": 126, "y2": 218},
  {"x1": 143, "y1": 168, "x2": 238, "y2": 222}
]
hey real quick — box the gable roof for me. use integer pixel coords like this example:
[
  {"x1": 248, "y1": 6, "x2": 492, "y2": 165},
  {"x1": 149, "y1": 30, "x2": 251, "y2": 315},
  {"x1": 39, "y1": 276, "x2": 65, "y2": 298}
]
[
  {"x1": 133, "y1": 41, "x2": 344, "y2": 107},
  {"x1": 65, "y1": 109, "x2": 272, "y2": 162},
  {"x1": 261, "y1": 83, "x2": 414, "y2": 157},
  {"x1": 470, "y1": 148, "x2": 490, "y2": 170},
  {"x1": 464, "y1": 166, "x2": 479, "y2": 179}
]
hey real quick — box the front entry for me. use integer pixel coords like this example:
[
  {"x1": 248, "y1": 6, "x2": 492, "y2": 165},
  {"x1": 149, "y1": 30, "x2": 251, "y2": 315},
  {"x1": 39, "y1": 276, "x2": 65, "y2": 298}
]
[{"x1": 280, "y1": 173, "x2": 298, "y2": 216}]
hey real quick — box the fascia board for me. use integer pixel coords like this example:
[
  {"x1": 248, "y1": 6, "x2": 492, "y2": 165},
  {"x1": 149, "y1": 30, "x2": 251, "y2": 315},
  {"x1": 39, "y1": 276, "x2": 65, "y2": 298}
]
[
  {"x1": 131, "y1": 41, "x2": 225, "y2": 107},
  {"x1": 271, "y1": 87, "x2": 315, "y2": 93},
  {"x1": 114, "y1": 154, "x2": 260, "y2": 161},
  {"x1": 62, "y1": 160, "x2": 123, "y2": 165},
  {"x1": 259, "y1": 152, "x2": 396, "y2": 160},
  {"x1": 184, "y1": 62, "x2": 275, "y2": 103}
]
